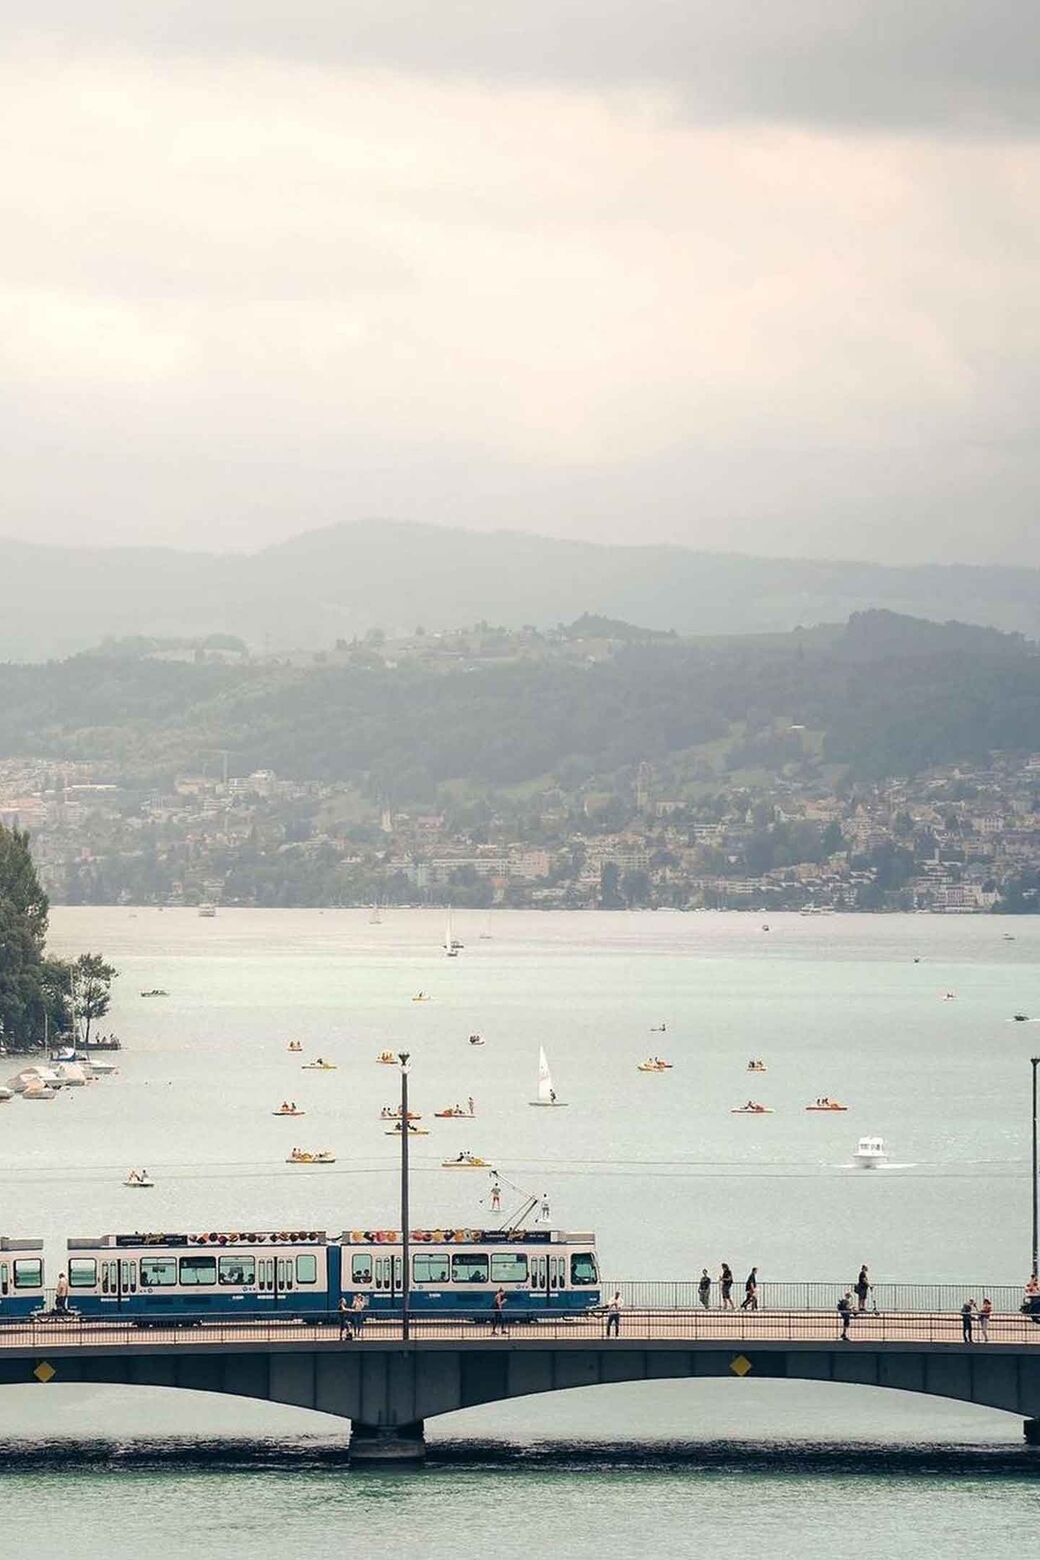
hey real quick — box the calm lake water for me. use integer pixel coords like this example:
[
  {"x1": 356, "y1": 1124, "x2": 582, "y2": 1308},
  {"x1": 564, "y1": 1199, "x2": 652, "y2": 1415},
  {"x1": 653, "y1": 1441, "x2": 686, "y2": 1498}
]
[{"x1": 0, "y1": 908, "x2": 1037, "y2": 1554}]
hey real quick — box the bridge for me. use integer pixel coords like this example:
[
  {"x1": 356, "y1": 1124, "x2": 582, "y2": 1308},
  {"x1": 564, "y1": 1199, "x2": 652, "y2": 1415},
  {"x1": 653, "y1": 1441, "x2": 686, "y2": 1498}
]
[{"x1": 3, "y1": 1296, "x2": 1040, "y2": 1461}]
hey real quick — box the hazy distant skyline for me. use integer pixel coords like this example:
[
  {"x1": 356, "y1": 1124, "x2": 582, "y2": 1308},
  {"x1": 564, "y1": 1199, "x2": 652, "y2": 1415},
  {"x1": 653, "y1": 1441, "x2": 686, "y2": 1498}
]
[{"x1": 1, "y1": 2, "x2": 1036, "y2": 565}]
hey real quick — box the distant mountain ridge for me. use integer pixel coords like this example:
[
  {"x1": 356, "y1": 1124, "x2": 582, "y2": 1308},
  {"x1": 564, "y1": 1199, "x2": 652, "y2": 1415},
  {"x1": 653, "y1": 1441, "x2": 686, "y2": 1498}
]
[{"x1": 3, "y1": 520, "x2": 1039, "y2": 660}]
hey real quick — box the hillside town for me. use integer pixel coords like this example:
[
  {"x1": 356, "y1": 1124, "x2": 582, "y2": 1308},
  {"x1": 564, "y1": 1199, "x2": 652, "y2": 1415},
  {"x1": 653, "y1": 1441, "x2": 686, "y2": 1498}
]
[{"x1": 2, "y1": 748, "x2": 1039, "y2": 914}]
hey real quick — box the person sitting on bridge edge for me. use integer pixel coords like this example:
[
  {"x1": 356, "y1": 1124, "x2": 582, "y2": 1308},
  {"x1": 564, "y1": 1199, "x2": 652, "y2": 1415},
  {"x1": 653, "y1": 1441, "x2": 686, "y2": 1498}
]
[
  {"x1": 961, "y1": 1299, "x2": 976, "y2": 1343},
  {"x1": 837, "y1": 1291, "x2": 853, "y2": 1341},
  {"x1": 491, "y1": 1286, "x2": 508, "y2": 1336},
  {"x1": 606, "y1": 1291, "x2": 623, "y2": 1337},
  {"x1": 740, "y1": 1267, "x2": 758, "y2": 1310},
  {"x1": 697, "y1": 1269, "x2": 711, "y2": 1309}
]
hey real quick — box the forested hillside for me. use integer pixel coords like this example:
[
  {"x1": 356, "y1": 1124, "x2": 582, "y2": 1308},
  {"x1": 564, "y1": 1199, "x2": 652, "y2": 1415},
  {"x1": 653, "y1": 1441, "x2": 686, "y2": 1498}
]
[{"x1": 0, "y1": 612, "x2": 1036, "y2": 796}]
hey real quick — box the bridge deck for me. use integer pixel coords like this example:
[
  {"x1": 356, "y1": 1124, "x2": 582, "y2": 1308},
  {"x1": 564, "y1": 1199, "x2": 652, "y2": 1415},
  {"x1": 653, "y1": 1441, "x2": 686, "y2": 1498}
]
[{"x1": 1, "y1": 1309, "x2": 1038, "y2": 1356}]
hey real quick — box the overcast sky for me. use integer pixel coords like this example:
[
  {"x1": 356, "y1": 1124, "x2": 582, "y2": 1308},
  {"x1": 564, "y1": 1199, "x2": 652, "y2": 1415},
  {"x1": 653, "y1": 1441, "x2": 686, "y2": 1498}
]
[{"x1": 1, "y1": 2, "x2": 1036, "y2": 565}]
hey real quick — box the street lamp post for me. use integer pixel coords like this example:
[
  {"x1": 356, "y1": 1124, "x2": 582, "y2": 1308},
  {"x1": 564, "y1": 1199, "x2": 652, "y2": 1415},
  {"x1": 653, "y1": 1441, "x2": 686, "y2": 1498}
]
[
  {"x1": 399, "y1": 1052, "x2": 411, "y2": 1341},
  {"x1": 1032, "y1": 1057, "x2": 1039, "y2": 1282}
]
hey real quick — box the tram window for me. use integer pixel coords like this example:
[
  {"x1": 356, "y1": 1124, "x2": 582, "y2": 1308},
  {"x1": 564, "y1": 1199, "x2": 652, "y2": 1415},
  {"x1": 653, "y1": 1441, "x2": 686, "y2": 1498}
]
[
  {"x1": 451, "y1": 1253, "x2": 488, "y2": 1284},
  {"x1": 0, "y1": 1263, "x2": 7, "y2": 1296},
  {"x1": 13, "y1": 1260, "x2": 43, "y2": 1289},
  {"x1": 570, "y1": 1253, "x2": 597, "y2": 1286},
  {"x1": 140, "y1": 1257, "x2": 177, "y2": 1287},
  {"x1": 219, "y1": 1255, "x2": 256, "y2": 1286},
  {"x1": 413, "y1": 1254, "x2": 449, "y2": 1284},
  {"x1": 69, "y1": 1259, "x2": 97, "y2": 1288},
  {"x1": 179, "y1": 1255, "x2": 217, "y2": 1287},
  {"x1": 296, "y1": 1255, "x2": 317, "y2": 1285},
  {"x1": 351, "y1": 1254, "x2": 373, "y2": 1284},
  {"x1": 490, "y1": 1254, "x2": 528, "y2": 1283}
]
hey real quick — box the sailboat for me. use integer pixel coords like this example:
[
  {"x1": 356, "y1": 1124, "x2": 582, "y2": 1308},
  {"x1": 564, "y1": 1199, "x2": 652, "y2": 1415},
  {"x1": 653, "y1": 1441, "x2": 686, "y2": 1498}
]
[
  {"x1": 529, "y1": 1046, "x2": 567, "y2": 1107},
  {"x1": 444, "y1": 909, "x2": 463, "y2": 957}
]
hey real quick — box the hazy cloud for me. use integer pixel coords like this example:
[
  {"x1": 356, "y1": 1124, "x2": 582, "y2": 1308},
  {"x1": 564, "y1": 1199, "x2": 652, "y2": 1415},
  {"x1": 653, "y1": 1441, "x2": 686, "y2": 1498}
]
[
  {"x1": 0, "y1": 10, "x2": 1037, "y2": 566},
  {"x1": 7, "y1": 1, "x2": 1037, "y2": 133}
]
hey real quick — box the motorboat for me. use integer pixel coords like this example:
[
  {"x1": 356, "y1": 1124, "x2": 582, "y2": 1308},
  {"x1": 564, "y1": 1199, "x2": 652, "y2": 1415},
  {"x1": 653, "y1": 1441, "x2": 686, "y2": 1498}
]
[
  {"x1": 529, "y1": 1046, "x2": 566, "y2": 1106},
  {"x1": 412, "y1": 993, "x2": 431, "y2": 1003},
  {"x1": 84, "y1": 1058, "x2": 118, "y2": 1076},
  {"x1": 806, "y1": 1098, "x2": 848, "y2": 1111},
  {"x1": 0, "y1": 1087, "x2": 12, "y2": 1102},
  {"x1": 1013, "y1": 1013, "x2": 1030, "y2": 1023},
  {"x1": 442, "y1": 1153, "x2": 490, "y2": 1168},
  {"x1": 468, "y1": 1033, "x2": 485, "y2": 1045},
  {"x1": 732, "y1": 1102, "x2": 774, "y2": 1114},
  {"x1": 637, "y1": 1058, "x2": 672, "y2": 1072},
  {"x1": 650, "y1": 1023, "x2": 667, "y2": 1033},
  {"x1": 380, "y1": 1108, "x2": 422, "y2": 1121},
  {"x1": 385, "y1": 1122, "x2": 429, "y2": 1136},
  {"x1": 273, "y1": 1106, "x2": 305, "y2": 1117},
  {"x1": 376, "y1": 1050, "x2": 399, "y2": 1064},
  {"x1": 124, "y1": 1173, "x2": 154, "y2": 1188},
  {"x1": 140, "y1": 990, "x2": 169, "y2": 998},
  {"x1": 302, "y1": 1059, "x2": 337, "y2": 1070},
  {"x1": 854, "y1": 1135, "x2": 887, "y2": 1169},
  {"x1": 435, "y1": 1106, "x2": 475, "y2": 1118},
  {"x1": 747, "y1": 1060, "x2": 767, "y2": 1072},
  {"x1": 8, "y1": 1067, "x2": 62, "y2": 1093},
  {"x1": 287, "y1": 1041, "x2": 303, "y2": 1052},
  {"x1": 287, "y1": 1149, "x2": 336, "y2": 1164}
]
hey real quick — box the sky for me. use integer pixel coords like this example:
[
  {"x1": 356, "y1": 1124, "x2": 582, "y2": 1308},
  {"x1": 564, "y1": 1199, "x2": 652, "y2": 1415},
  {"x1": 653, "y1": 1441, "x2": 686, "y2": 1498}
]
[{"x1": 0, "y1": 1, "x2": 1037, "y2": 566}]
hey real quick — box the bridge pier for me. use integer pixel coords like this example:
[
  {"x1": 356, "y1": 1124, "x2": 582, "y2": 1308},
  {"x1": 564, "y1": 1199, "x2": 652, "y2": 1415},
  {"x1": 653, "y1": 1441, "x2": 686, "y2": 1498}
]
[
  {"x1": 1024, "y1": 1419, "x2": 1040, "y2": 1446},
  {"x1": 349, "y1": 1419, "x2": 427, "y2": 1465}
]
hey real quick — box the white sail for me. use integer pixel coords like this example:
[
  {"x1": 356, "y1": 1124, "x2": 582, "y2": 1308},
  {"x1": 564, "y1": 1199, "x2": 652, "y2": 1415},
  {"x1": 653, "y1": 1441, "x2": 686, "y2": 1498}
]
[{"x1": 537, "y1": 1047, "x2": 553, "y2": 1103}]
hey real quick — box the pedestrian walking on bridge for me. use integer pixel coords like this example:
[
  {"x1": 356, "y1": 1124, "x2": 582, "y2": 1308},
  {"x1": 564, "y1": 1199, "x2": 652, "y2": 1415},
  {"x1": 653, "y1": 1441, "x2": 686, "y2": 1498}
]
[
  {"x1": 720, "y1": 1263, "x2": 734, "y2": 1310},
  {"x1": 837, "y1": 1291, "x2": 853, "y2": 1341},
  {"x1": 740, "y1": 1267, "x2": 758, "y2": 1310},
  {"x1": 961, "y1": 1299, "x2": 975, "y2": 1343},
  {"x1": 606, "y1": 1291, "x2": 623, "y2": 1337},
  {"x1": 697, "y1": 1269, "x2": 711, "y2": 1309}
]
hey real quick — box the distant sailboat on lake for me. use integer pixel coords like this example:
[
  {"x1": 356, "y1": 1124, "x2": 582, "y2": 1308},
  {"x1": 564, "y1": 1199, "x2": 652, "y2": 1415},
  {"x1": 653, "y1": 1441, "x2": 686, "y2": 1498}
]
[{"x1": 529, "y1": 1046, "x2": 567, "y2": 1107}]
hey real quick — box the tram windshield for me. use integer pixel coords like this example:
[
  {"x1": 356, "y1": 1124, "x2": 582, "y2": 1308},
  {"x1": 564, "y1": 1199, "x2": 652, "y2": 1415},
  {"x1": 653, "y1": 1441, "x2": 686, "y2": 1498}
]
[{"x1": 570, "y1": 1253, "x2": 598, "y2": 1286}]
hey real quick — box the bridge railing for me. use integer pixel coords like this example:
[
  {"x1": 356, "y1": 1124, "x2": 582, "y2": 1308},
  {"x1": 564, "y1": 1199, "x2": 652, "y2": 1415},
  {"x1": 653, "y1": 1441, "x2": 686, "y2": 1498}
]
[
  {"x1": 610, "y1": 1280, "x2": 1032, "y2": 1314},
  {"x1": 0, "y1": 1305, "x2": 1038, "y2": 1348}
]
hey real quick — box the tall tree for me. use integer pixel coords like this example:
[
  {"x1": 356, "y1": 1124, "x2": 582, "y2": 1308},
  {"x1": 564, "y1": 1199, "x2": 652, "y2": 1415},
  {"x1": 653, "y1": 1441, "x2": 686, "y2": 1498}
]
[{"x1": 72, "y1": 953, "x2": 118, "y2": 1045}]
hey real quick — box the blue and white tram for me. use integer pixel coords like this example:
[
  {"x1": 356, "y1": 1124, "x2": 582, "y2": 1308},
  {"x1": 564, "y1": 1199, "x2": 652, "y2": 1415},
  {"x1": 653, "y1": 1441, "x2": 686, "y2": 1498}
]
[
  {"x1": 60, "y1": 1227, "x2": 600, "y2": 1323},
  {"x1": 0, "y1": 1237, "x2": 47, "y2": 1318},
  {"x1": 340, "y1": 1227, "x2": 600, "y2": 1317},
  {"x1": 66, "y1": 1231, "x2": 331, "y2": 1320}
]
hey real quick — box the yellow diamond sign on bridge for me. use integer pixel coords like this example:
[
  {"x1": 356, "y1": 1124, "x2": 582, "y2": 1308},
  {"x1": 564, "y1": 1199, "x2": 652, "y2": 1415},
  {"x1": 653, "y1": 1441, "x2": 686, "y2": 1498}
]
[
  {"x1": 729, "y1": 1355, "x2": 752, "y2": 1378},
  {"x1": 33, "y1": 1361, "x2": 56, "y2": 1384}
]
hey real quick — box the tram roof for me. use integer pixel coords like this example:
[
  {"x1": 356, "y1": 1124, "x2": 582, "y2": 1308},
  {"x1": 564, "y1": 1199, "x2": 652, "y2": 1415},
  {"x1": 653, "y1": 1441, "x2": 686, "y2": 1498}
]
[{"x1": 68, "y1": 1228, "x2": 596, "y2": 1250}]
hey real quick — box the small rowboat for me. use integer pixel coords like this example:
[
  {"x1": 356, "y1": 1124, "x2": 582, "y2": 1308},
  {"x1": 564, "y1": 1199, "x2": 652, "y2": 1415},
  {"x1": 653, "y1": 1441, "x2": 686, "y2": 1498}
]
[
  {"x1": 637, "y1": 1059, "x2": 673, "y2": 1072},
  {"x1": 376, "y1": 1051, "x2": 398, "y2": 1064},
  {"x1": 435, "y1": 1108, "x2": 475, "y2": 1118},
  {"x1": 287, "y1": 1150, "x2": 336, "y2": 1164},
  {"x1": 442, "y1": 1154, "x2": 490, "y2": 1168},
  {"x1": 385, "y1": 1123, "x2": 430, "y2": 1136},
  {"x1": 124, "y1": 1176, "x2": 154, "y2": 1188},
  {"x1": 805, "y1": 1099, "x2": 848, "y2": 1112},
  {"x1": 302, "y1": 1061, "x2": 337, "y2": 1070},
  {"x1": 747, "y1": 1061, "x2": 767, "y2": 1073},
  {"x1": 731, "y1": 1103, "x2": 774, "y2": 1114},
  {"x1": 273, "y1": 1108, "x2": 305, "y2": 1117},
  {"x1": 380, "y1": 1109, "x2": 422, "y2": 1121},
  {"x1": 412, "y1": 993, "x2": 431, "y2": 1003}
]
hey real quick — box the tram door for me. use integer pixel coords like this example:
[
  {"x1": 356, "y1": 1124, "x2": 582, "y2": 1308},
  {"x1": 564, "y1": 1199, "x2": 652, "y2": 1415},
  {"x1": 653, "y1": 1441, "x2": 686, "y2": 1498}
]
[
  {"x1": 100, "y1": 1258, "x2": 138, "y2": 1310},
  {"x1": 373, "y1": 1254, "x2": 402, "y2": 1308},
  {"x1": 256, "y1": 1253, "x2": 296, "y2": 1310}
]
